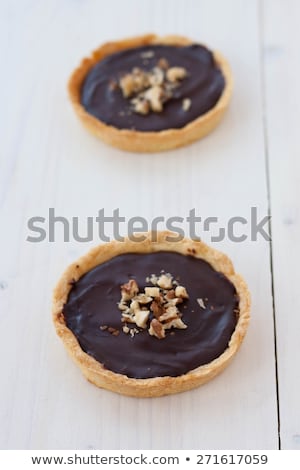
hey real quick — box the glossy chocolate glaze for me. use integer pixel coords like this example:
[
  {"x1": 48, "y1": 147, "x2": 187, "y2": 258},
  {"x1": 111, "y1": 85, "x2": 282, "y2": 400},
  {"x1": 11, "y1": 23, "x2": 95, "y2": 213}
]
[
  {"x1": 63, "y1": 252, "x2": 239, "y2": 379},
  {"x1": 81, "y1": 44, "x2": 225, "y2": 131}
]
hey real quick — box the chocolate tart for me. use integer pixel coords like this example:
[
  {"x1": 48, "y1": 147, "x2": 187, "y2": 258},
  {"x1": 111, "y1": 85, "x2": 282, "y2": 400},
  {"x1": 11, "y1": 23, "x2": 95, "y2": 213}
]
[
  {"x1": 52, "y1": 232, "x2": 250, "y2": 397},
  {"x1": 68, "y1": 34, "x2": 233, "y2": 152}
]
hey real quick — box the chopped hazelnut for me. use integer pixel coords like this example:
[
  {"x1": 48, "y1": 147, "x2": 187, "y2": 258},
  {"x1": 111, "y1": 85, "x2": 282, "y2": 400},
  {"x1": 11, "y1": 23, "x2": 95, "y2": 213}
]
[
  {"x1": 133, "y1": 293, "x2": 153, "y2": 304},
  {"x1": 144, "y1": 287, "x2": 160, "y2": 297},
  {"x1": 165, "y1": 297, "x2": 183, "y2": 307},
  {"x1": 165, "y1": 289, "x2": 175, "y2": 300},
  {"x1": 148, "y1": 274, "x2": 159, "y2": 285},
  {"x1": 107, "y1": 327, "x2": 120, "y2": 336},
  {"x1": 166, "y1": 66, "x2": 187, "y2": 82},
  {"x1": 157, "y1": 58, "x2": 169, "y2": 70},
  {"x1": 149, "y1": 67, "x2": 164, "y2": 86},
  {"x1": 141, "y1": 50, "x2": 155, "y2": 59},
  {"x1": 119, "y1": 272, "x2": 189, "y2": 339},
  {"x1": 119, "y1": 71, "x2": 149, "y2": 98},
  {"x1": 150, "y1": 299, "x2": 165, "y2": 318},
  {"x1": 118, "y1": 301, "x2": 129, "y2": 311},
  {"x1": 119, "y1": 74, "x2": 135, "y2": 98},
  {"x1": 164, "y1": 317, "x2": 187, "y2": 330},
  {"x1": 144, "y1": 85, "x2": 164, "y2": 112},
  {"x1": 129, "y1": 299, "x2": 141, "y2": 313},
  {"x1": 149, "y1": 319, "x2": 165, "y2": 339},
  {"x1": 132, "y1": 98, "x2": 150, "y2": 115},
  {"x1": 182, "y1": 98, "x2": 191, "y2": 111},
  {"x1": 121, "y1": 279, "x2": 139, "y2": 301},
  {"x1": 175, "y1": 285, "x2": 189, "y2": 299},
  {"x1": 130, "y1": 327, "x2": 139, "y2": 338},
  {"x1": 157, "y1": 274, "x2": 173, "y2": 289},
  {"x1": 165, "y1": 305, "x2": 179, "y2": 317},
  {"x1": 134, "y1": 310, "x2": 150, "y2": 329},
  {"x1": 159, "y1": 310, "x2": 178, "y2": 323},
  {"x1": 121, "y1": 312, "x2": 136, "y2": 324},
  {"x1": 197, "y1": 298, "x2": 206, "y2": 309}
]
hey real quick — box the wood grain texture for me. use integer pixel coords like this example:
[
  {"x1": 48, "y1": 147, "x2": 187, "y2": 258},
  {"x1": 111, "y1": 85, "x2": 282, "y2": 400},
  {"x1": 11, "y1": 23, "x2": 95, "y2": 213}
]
[
  {"x1": 0, "y1": 0, "x2": 279, "y2": 449},
  {"x1": 262, "y1": 0, "x2": 300, "y2": 450}
]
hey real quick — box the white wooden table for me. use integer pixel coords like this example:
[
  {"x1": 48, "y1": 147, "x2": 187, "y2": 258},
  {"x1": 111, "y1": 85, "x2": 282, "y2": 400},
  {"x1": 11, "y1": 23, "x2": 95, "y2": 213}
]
[{"x1": 0, "y1": 0, "x2": 299, "y2": 450}]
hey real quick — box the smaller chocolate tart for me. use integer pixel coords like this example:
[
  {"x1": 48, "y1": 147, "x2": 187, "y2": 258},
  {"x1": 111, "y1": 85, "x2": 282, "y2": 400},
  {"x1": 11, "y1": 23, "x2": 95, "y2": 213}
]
[
  {"x1": 53, "y1": 232, "x2": 250, "y2": 397},
  {"x1": 68, "y1": 34, "x2": 233, "y2": 152}
]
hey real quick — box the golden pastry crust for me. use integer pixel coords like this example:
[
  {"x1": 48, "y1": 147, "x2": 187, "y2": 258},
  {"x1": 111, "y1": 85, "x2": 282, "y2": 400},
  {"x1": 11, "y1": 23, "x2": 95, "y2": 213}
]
[
  {"x1": 68, "y1": 34, "x2": 233, "y2": 152},
  {"x1": 52, "y1": 232, "x2": 250, "y2": 397}
]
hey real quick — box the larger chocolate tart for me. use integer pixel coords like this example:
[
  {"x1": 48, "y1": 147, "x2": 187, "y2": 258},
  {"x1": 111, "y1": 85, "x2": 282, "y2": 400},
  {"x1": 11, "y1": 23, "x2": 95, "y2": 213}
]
[
  {"x1": 53, "y1": 232, "x2": 250, "y2": 397},
  {"x1": 68, "y1": 34, "x2": 233, "y2": 152}
]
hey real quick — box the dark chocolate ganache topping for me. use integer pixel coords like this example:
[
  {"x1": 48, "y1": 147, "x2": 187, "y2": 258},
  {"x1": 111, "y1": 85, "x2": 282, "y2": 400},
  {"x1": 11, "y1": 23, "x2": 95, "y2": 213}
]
[
  {"x1": 81, "y1": 44, "x2": 225, "y2": 131},
  {"x1": 63, "y1": 252, "x2": 239, "y2": 379}
]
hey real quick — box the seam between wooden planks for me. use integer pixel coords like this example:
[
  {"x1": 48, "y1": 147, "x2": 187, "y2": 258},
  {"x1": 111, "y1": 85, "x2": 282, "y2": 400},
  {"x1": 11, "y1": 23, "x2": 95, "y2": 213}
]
[{"x1": 258, "y1": 0, "x2": 281, "y2": 450}]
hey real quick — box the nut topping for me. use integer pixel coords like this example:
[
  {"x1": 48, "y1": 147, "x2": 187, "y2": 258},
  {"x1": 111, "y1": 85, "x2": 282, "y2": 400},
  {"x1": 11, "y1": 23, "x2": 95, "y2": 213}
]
[
  {"x1": 182, "y1": 98, "x2": 191, "y2": 111},
  {"x1": 119, "y1": 74, "x2": 136, "y2": 98},
  {"x1": 157, "y1": 58, "x2": 169, "y2": 70},
  {"x1": 149, "y1": 67, "x2": 164, "y2": 86},
  {"x1": 158, "y1": 309, "x2": 178, "y2": 323},
  {"x1": 197, "y1": 298, "x2": 206, "y2": 309},
  {"x1": 100, "y1": 326, "x2": 120, "y2": 336},
  {"x1": 116, "y1": 59, "x2": 189, "y2": 115},
  {"x1": 129, "y1": 299, "x2": 141, "y2": 313},
  {"x1": 146, "y1": 274, "x2": 159, "y2": 285},
  {"x1": 157, "y1": 274, "x2": 173, "y2": 289},
  {"x1": 166, "y1": 66, "x2": 187, "y2": 83},
  {"x1": 165, "y1": 297, "x2": 183, "y2": 307},
  {"x1": 145, "y1": 287, "x2": 160, "y2": 297},
  {"x1": 134, "y1": 309, "x2": 150, "y2": 329},
  {"x1": 150, "y1": 299, "x2": 165, "y2": 318},
  {"x1": 144, "y1": 85, "x2": 164, "y2": 112},
  {"x1": 175, "y1": 285, "x2": 189, "y2": 299},
  {"x1": 119, "y1": 70, "x2": 149, "y2": 98},
  {"x1": 134, "y1": 293, "x2": 153, "y2": 304},
  {"x1": 131, "y1": 98, "x2": 150, "y2": 115},
  {"x1": 120, "y1": 279, "x2": 139, "y2": 301},
  {"x1": 149, "y1": 319, "x2": 165, "y2": 339},
  {"x1": 165, "y1": 289, "x2": 175, "y2": 299},
  {"x1": 117, "y1": 271, "x2": 189, "y2": 339},
  {"x1": 118, "y1": 301, "x2": 129, "y2": 311},
  {"x1": 164, "y1": 317, "x2": 187, "y2": 330},
  {"x1": 140, "y1": 50, "x2": 155, "y2": 59}
]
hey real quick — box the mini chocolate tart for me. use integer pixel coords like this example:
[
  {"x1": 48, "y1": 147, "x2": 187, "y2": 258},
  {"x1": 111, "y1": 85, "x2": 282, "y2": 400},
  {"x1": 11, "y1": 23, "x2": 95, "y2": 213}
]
[
  {"x1": 53, "y1": 232, "x2": 250, "y2": 397},
  {"x1": 68, "y1": 34, "x2": 233, "y2": 152}
]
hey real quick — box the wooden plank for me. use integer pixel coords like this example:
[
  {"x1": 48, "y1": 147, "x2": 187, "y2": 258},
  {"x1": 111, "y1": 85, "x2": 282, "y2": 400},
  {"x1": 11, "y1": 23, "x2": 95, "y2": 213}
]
[
  {"x1": 262, "y1": 0, "x2": 300, "y2": 450},
  {"x1": 0, "y1": 0, "x2": 278, "y2": 449}
]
